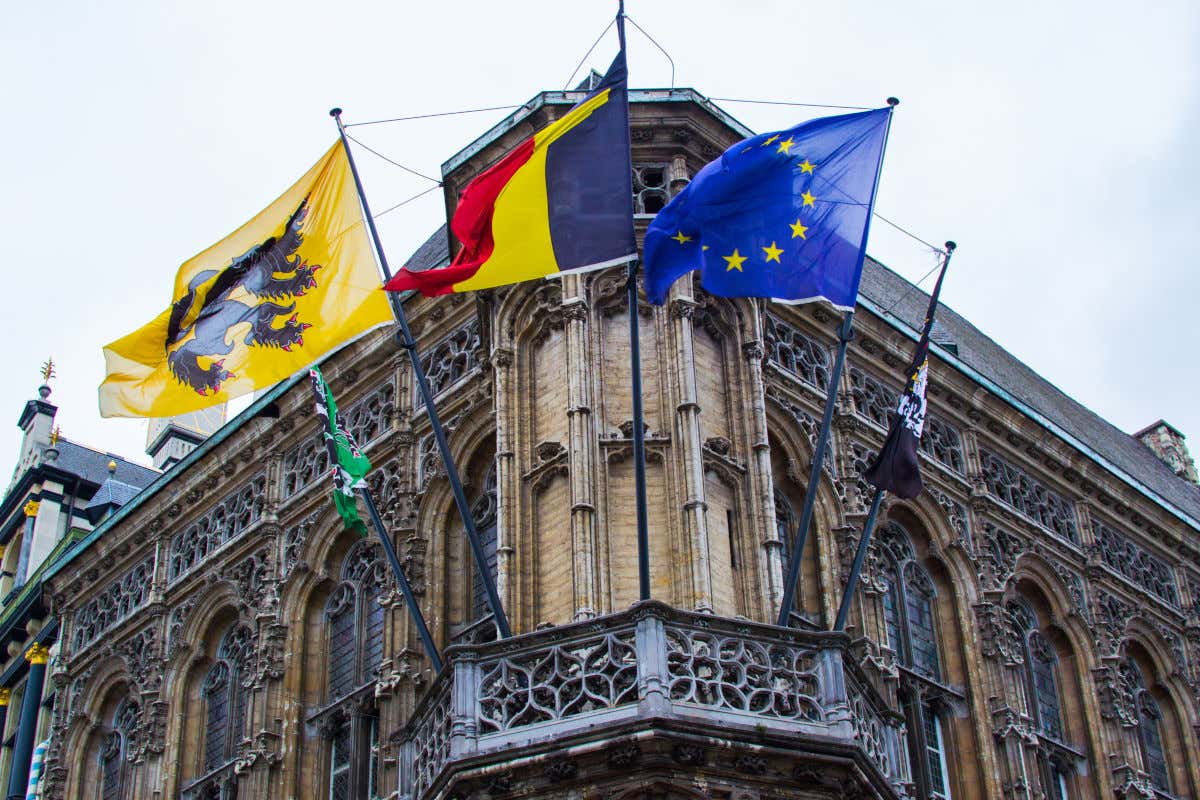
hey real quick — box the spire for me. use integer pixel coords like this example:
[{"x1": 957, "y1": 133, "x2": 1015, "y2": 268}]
[{"x1": 15, "y1": 358, "x2": 59, "y2": 477}]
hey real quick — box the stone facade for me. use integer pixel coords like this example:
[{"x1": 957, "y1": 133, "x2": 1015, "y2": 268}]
[{"x1": 30, "y1": 90, "x2": 1200, "y2": 800}]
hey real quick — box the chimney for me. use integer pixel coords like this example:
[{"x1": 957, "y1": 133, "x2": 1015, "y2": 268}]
[
  {"x1": 146, "y1": 405, "x2": 227, "y2": 470},
  {"x1": 1135, "y1": 420, "x2": 1199, "y2": 485}
]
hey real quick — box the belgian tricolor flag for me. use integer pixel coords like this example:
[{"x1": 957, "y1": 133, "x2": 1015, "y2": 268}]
[{"x1": 385, "y1": 51, "x2": 636, "y2": 296}]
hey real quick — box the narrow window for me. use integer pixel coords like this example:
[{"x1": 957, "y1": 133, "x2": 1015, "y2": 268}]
[
  {"x1": 1137, "y1": 692, "x2": 1171, "y2": 792},
  {"x1": 328, "y1": 720, "x2": 352, "y2": 800},
  {"x1": 727, "y1": 510, "x2": 738, "y2": 570},
  {"x1": 923, "y1": 704, "x2": 952, "y2": 800},
  {"x1": 99, "y1": 731, "x2": 123, "y2": 800},
  {"x1": 471, "y1": 464, "x2": 499, "y2": 621},
  {"x1": 1027, "y1": 631, "x2": 1063, "y2": 740}
]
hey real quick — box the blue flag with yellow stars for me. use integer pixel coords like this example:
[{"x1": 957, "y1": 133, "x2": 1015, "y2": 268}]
[{"x1": 643, "y1": 107, "x2": 891, "y2": 308}]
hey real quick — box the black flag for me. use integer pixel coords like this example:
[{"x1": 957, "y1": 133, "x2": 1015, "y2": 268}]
[{"x1": 863, "y1": 244, "x2": 954, "y2": 499}]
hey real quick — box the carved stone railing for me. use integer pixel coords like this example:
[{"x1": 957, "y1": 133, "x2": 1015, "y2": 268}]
[{"x1": 396, "y1": 601, "x2": 910, "y2": 799}]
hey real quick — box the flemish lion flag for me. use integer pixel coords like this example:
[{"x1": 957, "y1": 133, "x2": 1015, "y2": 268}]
[
  {"x1": 99, "y1": 142, "x2": 393, "y2": 418},
  {"x1": 309, "y1": 366, "x2": 370, "y2": 533},
  {"x1": 383, "y1": 50, "x2": 635, "y2": 296}
]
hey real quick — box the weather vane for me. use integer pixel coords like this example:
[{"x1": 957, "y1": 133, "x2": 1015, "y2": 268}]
[{"x1": 40, "y1": 357, "x2": 56, "y2": 384}]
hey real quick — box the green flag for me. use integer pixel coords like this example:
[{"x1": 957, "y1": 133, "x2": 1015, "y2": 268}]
[{"x1": 308, "y1": 366, "x2": 371, "y2": 533}]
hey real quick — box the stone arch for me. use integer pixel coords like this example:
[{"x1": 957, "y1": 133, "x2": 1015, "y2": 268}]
[
  {"x1": 610, "y1": 781, "x2": 710, "y2": 800},
  {"x1": 161, "y1": 596, "x2": 253, "y2": 798},
  {"x1": 1119, "y1": 636, "x2": 1200, "y2": 796},
  {"x1": 763, "y1": 400, "x2": 846, "y2": 626},
  {"x1": 1004, "y1": 574, "x2": 1104, "y2": 797},
  {"x1": 65, "y1": 677, "x2": 140, "y2": 799},
  {"x1": 416, "y1": 423, "x2": 497, "y2": 643},
  {"x1": 276, "y1": 513, "x2": 382, "y2": 800}
]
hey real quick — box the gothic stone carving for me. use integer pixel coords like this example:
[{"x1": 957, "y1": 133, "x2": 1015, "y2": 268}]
[
  {"x1": 168, "y1": 473, "x2": 267, "y2": 582},
  {"x1": 72, "y1": 554, "x2": 155, "y2": 652}
]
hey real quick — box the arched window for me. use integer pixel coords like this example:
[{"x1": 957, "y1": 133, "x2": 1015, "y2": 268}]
[
  {"x1": 322, "y1": 541, "x2": 387, "y2": 800},
  {"x1": 471, "y1": 463, "x2": 498, "y2": 622},
  {"x1": 326, "y1": 541, "x2": 387, "y2": 699},
  {"x1": 877, "y1": 522, "x2": 953, "y2": 800},
  {"x1": 98, "y1": 698, "x2": 139, "y2": 799},
  {"x1": 203, "y1": 625, "x2": 253, "y2": 772},
  {"x1": 774, "y1": 490, "x2": 796, "y2": 567},
  {"x1": 1126, "y1": 661, "x2": 1171, "y2": 793},
  {"x1": 1008, "y1": 598, "x2": 1075, "y2": 797}
]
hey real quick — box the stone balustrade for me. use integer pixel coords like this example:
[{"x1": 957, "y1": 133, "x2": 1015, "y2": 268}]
[{"x1": 397, "y1": 601, "x2": 910, "y2": 799}]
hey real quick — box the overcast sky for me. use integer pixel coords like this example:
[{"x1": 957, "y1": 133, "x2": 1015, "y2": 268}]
[{"x1": 2, "y1": 0, "x2": 1197, "y2": 485}]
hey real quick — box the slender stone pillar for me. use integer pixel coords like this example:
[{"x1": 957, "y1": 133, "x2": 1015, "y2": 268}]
[{"x1": 6, "y1": 644, "x2": 48, "y2": 800}]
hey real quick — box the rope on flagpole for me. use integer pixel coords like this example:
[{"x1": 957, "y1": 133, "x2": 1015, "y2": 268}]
[
  {"x1": 373, "y1": 184, "x2": 443, "y2": 221},
  {"x1": 623, "y1": 15, "x2": 675, "y2": 89},
  {"x1": 343, "y1": 133, "x2": 442, "y2": 185},
  {"x1": 710, "y1": 97, "x2": 874, "y2": 111},
  {"x1": 343, "y1": 104, "x2": 525, "y2": 128},
  {"x1": 563, "y1": 17, "x2": 617, "y2": 89}
]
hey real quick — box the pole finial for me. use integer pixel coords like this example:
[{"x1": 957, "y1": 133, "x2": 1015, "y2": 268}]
[
  {"x1": 886, "y1": 97, "x2": 900, "y2": 107},
  {"x1": 329, "y1": 107, "x2": 343, "y2": 118},
  {"x1": 945, "y1": 240, "x2": 957, "y2": 252}
]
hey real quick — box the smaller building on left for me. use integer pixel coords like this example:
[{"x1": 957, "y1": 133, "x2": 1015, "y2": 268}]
[{"x1": 0, "y1": 364, "x2": 158, "y2": 800}]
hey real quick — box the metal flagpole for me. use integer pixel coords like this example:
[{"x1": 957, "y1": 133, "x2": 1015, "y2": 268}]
[
  {"x1": 614, "y1": 1, "x2": 651, "y2": 601},
  {"x1": 775, "y1": 97, "x2": 899, "y2": 628},
  {"x1": 331, "y1": 109, "x2": 513, "y2": 639},
  {"x1": 834, "y1": 486, "x2": 884, "y2": 631},
  {"x1": 359, "y1": 488, "x2": 443, "y2": 671},
  {"x1": 834, "y1": 240, "x2": 954, "y2": 631},
  {"x1": 775, "y1": 310, "x2": 854, "y2": 626}
]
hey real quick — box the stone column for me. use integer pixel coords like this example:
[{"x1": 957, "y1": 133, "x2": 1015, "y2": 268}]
[
  {"x1": 740, "y1": 304, "x2": 782, "y2": 621},
  {"x1": 5, "y1": 644, "x2": 48, "y2": 800},
  {"x1": 491, "y1": 346, "x2": 518, "y2": 623},
  {"x1": 668, "y1": 292, "x2": 713, "y2": 611},
  {"x1": 562, "y1": 280, "x2": 598, "y2": 620}
]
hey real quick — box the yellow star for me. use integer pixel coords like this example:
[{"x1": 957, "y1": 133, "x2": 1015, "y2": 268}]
[
  {"x1": 672, "y1": 231, "x2": 692, "y2": 245},
  {"x1": 723, "y1": 249, "x2": 747, "y2": 272},
  {"x1": 702, "y1": 245, "x2": 710, "y2": 251},
  {"x1": 762, "y1": 242, "x2": 784, "y2": 263},
  {"x1": 789, "y1": 219, "x2": 809, "y2": 239},
  {"x1": 801, "y1": 190, "x2": 816, "y2": 207},
  {"x1": 777, "y1": 137, "x2": 795, "y2": 155},
  {"x1": 797, "y1": 158, "x2": 816, "y2": 174},
  {"x1": 762, "y1": 134, "x2": 780, "y2": 147}
]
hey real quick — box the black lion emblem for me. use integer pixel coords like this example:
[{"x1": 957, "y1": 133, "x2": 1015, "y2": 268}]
[{"x1": 165, "y1": 199, "x2": 321, "y2": 395}]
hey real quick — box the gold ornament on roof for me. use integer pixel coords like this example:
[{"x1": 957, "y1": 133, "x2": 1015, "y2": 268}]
[
  {"x1": 40, "y1": 357, "x2": 56, "y2": 383},
  {"x1": 23, "y1": 500, "x2": 39, "y2": 518},
  {"x1": 49, "y1": 426, "x2": 61, "y2": 448}
]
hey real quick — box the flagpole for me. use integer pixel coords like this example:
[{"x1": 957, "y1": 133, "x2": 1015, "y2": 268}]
[
  {"x1": 614, "y1": 0, "x2": 651, "y2": 601},
  {"x1": 833, "y1": 240, "x2": 954, "y2": 631},
  {"x1": 833, "y1": 486, "x2": 884, "y2": 631},
  {"x1": 359, "y1": 487, "x2": 443, "y2": 671},
  {"x1": 331, "y1": 108, "x2": 513, "y2": 639},
  {"x1": 775, "y1": 97, "x2": 899, "y2": 628},
  {"x1": 775, "y1": 310, "x2": 853, "y2": 626}
]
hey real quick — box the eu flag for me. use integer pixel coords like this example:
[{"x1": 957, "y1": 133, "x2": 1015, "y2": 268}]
[{"x1": 643, "y1": 107, "x2": 891, "y2": 308}]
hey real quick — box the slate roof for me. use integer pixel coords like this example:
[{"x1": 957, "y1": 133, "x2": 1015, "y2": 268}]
[
  {"x1": 53, "y1": 440, "x2": 158, "y2": 490},
  {"x1": 82, "y1": 477, "x2": 144, "y2": 523},
  {"x1": 857, "y1": 258, "x2": 1200, "y2": 525},
  {"x1": 402, "y1": 229, "x2": 1200, "y2": 526}
]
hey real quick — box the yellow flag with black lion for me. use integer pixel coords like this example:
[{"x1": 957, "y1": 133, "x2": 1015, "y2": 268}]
[{"x1": 99, "y1": 142, "x2": 392, "y2": 418}]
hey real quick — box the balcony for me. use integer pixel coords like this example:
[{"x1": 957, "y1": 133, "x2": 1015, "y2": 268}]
[{"x1": 396, "y1": 601, "x2": 910, "y2": 799}]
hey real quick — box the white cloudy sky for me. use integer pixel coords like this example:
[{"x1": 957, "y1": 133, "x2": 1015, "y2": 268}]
[{"x1": 2, "y1": 0, "x2": 1197, "y2": 482}]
